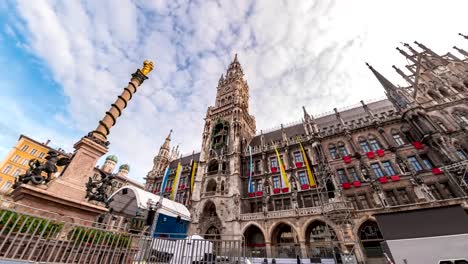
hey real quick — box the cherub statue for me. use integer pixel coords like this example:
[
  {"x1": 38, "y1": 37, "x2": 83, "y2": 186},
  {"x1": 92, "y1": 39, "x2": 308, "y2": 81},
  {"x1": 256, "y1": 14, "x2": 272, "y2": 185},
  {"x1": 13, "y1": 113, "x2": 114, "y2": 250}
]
[{"x1": 14, "y1": 150, "x2": 70, "y2": 188}]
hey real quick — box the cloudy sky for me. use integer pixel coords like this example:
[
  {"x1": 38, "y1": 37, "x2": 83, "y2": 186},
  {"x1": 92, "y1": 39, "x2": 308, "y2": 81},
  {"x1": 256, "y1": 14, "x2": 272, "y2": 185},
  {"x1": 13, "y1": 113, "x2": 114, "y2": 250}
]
[{"x1": 0, "y1": 0, "x2": 467, "y2": 182}]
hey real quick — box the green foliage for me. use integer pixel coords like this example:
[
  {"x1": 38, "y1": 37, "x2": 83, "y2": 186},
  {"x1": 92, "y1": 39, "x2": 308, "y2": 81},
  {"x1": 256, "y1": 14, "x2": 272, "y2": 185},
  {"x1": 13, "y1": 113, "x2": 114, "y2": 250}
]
[
  {"x1": 68, "y1": 227, "x2": 131, "y2": 248},
  {"x1": 0, "y1": 209, "x2": 63, "y2": 237}
]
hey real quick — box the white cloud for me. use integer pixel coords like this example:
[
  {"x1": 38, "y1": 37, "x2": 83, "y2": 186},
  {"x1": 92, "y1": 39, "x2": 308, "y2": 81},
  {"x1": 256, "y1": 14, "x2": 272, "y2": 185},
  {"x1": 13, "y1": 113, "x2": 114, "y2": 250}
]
[{"x1": 9, "y1": 0, "x2": 468, "y2": 182}]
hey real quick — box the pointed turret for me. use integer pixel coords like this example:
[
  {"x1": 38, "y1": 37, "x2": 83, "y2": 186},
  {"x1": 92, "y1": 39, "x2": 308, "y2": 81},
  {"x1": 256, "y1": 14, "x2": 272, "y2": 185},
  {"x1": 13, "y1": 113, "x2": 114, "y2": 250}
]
[
  {"x1": 161, "y1": 129, "x2": 172, "y2": 151},
  {"x1": 226, "y1": 53, "x2": 244, "y2": 79},
  {"x1": 366, "y1": 62, "x2": 409, "y2": 111},
  {"x1": 459, "y1": 33, "x2": 468, "y2": 40}
]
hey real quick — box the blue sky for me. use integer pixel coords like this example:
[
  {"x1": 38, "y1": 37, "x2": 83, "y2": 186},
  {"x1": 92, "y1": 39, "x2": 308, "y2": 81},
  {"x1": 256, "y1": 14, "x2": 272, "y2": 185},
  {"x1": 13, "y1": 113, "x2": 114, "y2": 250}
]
[{"x1": 0, "y1": 0, "x2": 467, "y2": 182}]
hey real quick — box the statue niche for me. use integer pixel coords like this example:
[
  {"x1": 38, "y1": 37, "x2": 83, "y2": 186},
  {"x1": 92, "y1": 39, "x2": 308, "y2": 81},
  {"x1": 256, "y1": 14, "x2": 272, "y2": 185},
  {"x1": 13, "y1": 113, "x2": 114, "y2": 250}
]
[{"x1": 211, "y1": 120, "x2": 229, "y2": 150}]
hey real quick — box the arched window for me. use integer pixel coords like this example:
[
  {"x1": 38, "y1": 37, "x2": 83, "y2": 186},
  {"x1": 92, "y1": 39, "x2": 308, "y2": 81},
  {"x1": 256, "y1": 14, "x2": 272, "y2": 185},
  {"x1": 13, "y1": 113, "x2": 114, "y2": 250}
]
[
  {"x1": 438, "y1": 88, "x2": 450, "y2": 98},
  {"x1": 337, "y1": 141, "x2": 348, "y2": 156},
  {"x1": 220, "y1": 181, "x2": 225, "y2": 191},
  {"x1": 427, "y1": 90, "x2": 441, "y2": 102},
  {"x1": 206, "y1": 179, "x2": 217, "y2": 192},
  {"x1": 328, "y1": 144, "x2": 338, "y2": 159},
  {"x1": 391, "y1": 128, "x2": 405, "y2": 146},
  {"x1": 359, "y1": 137, "x2": 370, "y2": 153},
  {"x1": 453, "y1": 111, "x2": 468, "y2": 125},
  {"x1": 452, "y1": 83, "x2": 464, "y2": 92},
  {"x1": 368, "y1": 135, "x2": 381, "y2": 151},
  {"x1": 207, "y1": 160, "x2": 219, "y2": 174}
]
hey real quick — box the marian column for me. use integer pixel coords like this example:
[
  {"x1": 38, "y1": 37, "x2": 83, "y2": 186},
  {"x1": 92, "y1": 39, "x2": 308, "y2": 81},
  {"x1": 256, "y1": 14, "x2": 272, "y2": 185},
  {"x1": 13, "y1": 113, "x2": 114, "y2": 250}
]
[{"x1": 48, "y1": 60, "x2": 154, "y2": 200}]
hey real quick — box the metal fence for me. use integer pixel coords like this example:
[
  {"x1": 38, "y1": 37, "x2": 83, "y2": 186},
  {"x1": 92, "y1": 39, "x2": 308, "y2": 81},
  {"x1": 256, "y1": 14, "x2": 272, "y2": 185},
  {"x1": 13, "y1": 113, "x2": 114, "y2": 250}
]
[{"x1": 0, "y1": 205, "x2": 247, "y2": 264}]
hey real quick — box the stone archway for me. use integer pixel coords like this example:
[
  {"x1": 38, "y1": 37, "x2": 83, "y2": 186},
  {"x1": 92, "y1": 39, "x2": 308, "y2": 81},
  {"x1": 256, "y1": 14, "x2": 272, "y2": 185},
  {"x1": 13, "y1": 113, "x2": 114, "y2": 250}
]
[
  {"x1": 358, "y1": 220, "x2": 385, "y2": 262},
  {"x1": 199, "y1": 200, "x2": 222, "y2": 238},
  {"x1": 304, "y1": 220, "x2": 340, "y2": 260},
  {"x1": 270, "y1": 222, "x2": 300, "y2": 258},
  {"x1": 244, "y1": 225, "x2": 266, "y2": 258}
]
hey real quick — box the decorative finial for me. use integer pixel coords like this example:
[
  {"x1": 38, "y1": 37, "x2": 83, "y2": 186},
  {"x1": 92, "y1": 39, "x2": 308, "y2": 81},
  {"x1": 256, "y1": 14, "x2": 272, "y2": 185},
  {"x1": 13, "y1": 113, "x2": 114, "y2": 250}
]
[{"x1": 141, "y1": 60, "x2": 154, "y2": 76}]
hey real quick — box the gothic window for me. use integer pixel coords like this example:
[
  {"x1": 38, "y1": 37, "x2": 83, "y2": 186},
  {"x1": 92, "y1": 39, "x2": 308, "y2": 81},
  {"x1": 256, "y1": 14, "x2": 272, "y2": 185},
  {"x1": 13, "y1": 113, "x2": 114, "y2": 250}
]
[
  {"x1": 308, "y1": 222, "x2": 337, "y2": 242},
  {"x1": 382, "y1": 161, "x2": 395, "y2": 176},
  {"x1": 207, "y1": 160, "x2": 219, "y2": 174},
  {"x1": 272, "y1": 176, "x2": 280, "y2": 189},
  {"x1": 358, "y1": 194, "x2": 370, "y2": 209},
  {"x1": 420, "y1": 154, "x2": 433, "y2": 169},
  {"x1": 385, "y1": 190, "x2": 398, "y2": 206},
  {"x1": 397, "y1": 188, "x2": 410, "y2": 204},
  {"x1": 211, "y1": 121, "x2": 229, "y2": 150},
  {"x1": 256, "y1": 180, "x2": 262, "y2": 192},
  {"x1": 270, "y1": 157, "x2": 278, "y2": 169},
  {"x1": 293, "y1": 151, "x2": 303, "y2": 163},
  {"x1": 336, "y1": 169, "x2": 347, "y2": 184},
  {"x1": 368, "y1": 135, "x2": 381, "y2": 151},
  {"x1": 438, "y1": 88, "x2": 450, "y2": 98},
  {"x1": 347, "y1": 167, "x2": 360, "y2": 181},
  {"x1": 453, "y1": 111, "x2": 468, "y2": 126},
  {"x1": 370, "y1": 163, "x2": 385, "y2": 178},
  {"x1": 391, "y1": 129, "x2": 405, "y2": 146},
  {"x1": 298, "y1": 171, "x2": 308, "y2": 185},
  {"x1": 408, "y1": 156, "x2": 423, "y2": 172},
  {"x1": 328, "y1": 144, "x2": 338, "y2": 159},
  {"x1": 206, "y1": 179, "x2": 217, "y2": 192},
  {"x1": 359, "y1": 137, "x2": 371, "y2": 153},
  {"x1": 456, "y1": 149, "x2": 467, "y2": 160},
  {"x1": 428, "y1": 90, "x2": 442, "y2": 102},
  {"x1": 221, "y1": 181, "x2": 225, "y2": 191},
  {"x1": 255, "y1": 160, "x2": 261, "y2": 173},
  {"x1": 347, "y1": 196, "x2": 358, "y2": 209},
  {"x1": 337, "y1": 142, "x2": 348, "y2": 156}
]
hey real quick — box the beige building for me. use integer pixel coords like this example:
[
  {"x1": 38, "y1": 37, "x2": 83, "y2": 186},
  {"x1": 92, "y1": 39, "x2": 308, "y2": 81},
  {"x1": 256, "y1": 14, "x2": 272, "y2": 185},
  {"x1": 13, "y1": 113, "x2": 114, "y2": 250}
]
[{"x1": 145, "y1": 41, "x2": 468, "y2": 263}]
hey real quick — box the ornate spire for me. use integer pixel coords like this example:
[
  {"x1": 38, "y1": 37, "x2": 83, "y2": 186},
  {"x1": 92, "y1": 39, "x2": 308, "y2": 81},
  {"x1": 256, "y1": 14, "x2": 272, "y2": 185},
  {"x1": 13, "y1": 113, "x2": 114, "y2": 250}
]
[
  {"x1": 366, "y1": 62, "x2": 409, "y2": 111},
  {"x1": 161, "y1": 129, "x2": 172, "y2": 150},
  {"x1": 226, "y1": 53, "x2": 244, "y2": 79},
  {"x1": 459, "y1": 33, "x2": 468, "y2": 40}
]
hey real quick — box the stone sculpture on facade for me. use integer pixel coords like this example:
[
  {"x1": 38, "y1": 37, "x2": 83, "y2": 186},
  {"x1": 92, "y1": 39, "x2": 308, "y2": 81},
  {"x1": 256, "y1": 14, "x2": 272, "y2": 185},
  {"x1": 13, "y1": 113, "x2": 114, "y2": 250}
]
[
  {"x1": 13, "y1": 150, "x2": 70, "y2": 188},
  {"x1": 85, "y1": 170, "x2": 116, "y2": 207}
]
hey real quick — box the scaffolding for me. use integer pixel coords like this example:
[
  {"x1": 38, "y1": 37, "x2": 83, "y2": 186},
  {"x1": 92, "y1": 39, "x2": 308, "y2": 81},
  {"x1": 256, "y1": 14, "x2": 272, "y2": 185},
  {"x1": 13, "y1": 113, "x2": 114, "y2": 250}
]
[{"x1": 440, "y1": 160, "x2": 468, "y2": 197}]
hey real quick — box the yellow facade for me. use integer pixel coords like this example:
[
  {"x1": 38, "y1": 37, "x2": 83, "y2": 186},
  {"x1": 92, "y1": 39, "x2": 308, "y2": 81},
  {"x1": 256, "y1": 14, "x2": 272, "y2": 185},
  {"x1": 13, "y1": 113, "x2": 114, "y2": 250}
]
[{"x1": 0, "y1": 135, "x2": 67, "y2": 193}]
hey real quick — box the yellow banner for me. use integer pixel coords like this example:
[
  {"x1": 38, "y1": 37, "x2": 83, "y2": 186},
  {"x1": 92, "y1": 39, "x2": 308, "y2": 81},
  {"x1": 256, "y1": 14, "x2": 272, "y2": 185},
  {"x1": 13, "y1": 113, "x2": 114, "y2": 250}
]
[
  {"x1": 273, "y1": 143, "x2": 290, "y2": 189},
  {"x1": 296, "y1": 136, "x2": 316, "y2": 187},
  {"x1": 190, "y1": 161, "x2": 197, "y2": 193},
  {"x1": 170, "y1": 162, "x2": 182, "y2": 200}
]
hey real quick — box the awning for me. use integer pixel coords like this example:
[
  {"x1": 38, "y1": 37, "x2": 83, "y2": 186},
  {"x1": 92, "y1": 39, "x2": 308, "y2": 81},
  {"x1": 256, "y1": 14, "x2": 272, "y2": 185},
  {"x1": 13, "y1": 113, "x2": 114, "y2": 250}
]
[{"x1": 108, "y1": 185, "x2": 191, "y2": 221}]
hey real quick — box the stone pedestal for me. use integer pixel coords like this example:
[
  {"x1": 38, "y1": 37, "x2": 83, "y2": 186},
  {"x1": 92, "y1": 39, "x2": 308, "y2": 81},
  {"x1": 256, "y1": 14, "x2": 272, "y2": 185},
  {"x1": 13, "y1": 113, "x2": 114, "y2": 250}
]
[{"x1": 10, "y1": 137, "x2": 108, "y2": 224}]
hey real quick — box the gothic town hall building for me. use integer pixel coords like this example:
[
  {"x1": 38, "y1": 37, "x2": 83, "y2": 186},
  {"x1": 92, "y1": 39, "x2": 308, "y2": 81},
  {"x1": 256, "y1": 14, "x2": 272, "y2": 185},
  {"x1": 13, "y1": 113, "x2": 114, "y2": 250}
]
[{"x1": 145, "y1": 40, "x2": 468, "y2": 263}]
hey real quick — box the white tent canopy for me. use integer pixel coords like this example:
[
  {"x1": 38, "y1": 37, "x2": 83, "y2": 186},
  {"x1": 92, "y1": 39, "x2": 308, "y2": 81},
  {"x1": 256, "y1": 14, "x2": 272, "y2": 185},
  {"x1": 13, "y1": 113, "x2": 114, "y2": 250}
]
[{"x1": 108, "y1": 185, "x2": 191, "y2": 221}]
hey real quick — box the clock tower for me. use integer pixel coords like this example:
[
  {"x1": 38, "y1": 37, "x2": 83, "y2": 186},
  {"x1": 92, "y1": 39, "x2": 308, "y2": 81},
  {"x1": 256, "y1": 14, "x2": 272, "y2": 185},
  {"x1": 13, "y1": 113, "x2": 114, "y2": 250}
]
[{"x1": 190, "y1": 54, "x2": 256, "y2": 237}]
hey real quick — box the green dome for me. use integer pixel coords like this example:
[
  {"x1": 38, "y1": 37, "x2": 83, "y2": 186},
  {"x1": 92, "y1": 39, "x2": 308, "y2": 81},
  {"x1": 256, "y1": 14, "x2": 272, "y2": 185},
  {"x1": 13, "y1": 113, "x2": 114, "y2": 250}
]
[
  {"x1": 106, "y1": 155, "x2": 118, "y2": 163},
  {"x1": 119, "y1": 164, "x2": 130, "y2": 171}
]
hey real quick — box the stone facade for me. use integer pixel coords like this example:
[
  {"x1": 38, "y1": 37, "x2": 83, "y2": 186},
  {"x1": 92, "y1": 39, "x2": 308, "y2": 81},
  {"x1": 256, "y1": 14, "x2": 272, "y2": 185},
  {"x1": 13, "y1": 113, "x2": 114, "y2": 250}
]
[{"x1": 145, "y1": 42, "x2": 468, "y2": 262}]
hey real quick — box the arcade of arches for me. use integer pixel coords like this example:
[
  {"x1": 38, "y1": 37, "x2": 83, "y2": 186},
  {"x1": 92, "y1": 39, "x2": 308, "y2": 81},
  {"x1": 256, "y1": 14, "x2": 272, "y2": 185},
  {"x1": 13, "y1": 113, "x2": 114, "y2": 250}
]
[{"x1": 241, "y1": 219, "x2": 386, "y2": 260}]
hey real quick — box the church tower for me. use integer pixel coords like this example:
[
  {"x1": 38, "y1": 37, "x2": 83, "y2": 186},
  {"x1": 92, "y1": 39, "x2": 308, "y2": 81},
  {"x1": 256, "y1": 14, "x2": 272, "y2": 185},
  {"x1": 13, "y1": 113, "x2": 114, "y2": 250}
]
[
  {"x1": 190, "y1": 55, "x2": 256, "y2": 237},
  {"x1": 145, "y1": 130, "x2": 173, "y2": 192}
]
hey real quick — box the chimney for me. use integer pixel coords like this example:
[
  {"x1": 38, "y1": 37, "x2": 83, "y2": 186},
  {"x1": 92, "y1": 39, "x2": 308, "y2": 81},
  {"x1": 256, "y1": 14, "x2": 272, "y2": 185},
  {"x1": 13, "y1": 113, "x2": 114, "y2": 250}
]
[{"x1": 44, "y1": 139, "x2": 50, "y2": 146}]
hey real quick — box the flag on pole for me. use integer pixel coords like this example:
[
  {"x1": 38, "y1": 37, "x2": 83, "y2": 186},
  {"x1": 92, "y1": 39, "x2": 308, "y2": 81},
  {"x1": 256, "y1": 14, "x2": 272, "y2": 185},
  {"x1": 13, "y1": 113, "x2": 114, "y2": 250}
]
[
  {"x1": 273, "y1": 142, "x2": 290, "y2": 190},
  {"x1": 170, "y1": 161, "x2": 182, "y2": 200},
  {"x1": 248, "y1": 145, "x2": 254, "y2": 193},
  {"x1": 160, "y1": 166, "x2": 170, "y2": 193},
  {"x1": 189, "y1": 160, "x2": 197, "y2": 194},
  {"x1": 296, "y1": 136, "x2": 316, "y2": 187}
]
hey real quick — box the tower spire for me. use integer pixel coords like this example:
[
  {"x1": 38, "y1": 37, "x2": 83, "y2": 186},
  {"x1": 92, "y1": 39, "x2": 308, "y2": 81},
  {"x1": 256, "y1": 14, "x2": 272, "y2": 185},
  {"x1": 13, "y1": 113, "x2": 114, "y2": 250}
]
[{"x1": 459, "y1": 33, "x2": 468, "y2": 40}]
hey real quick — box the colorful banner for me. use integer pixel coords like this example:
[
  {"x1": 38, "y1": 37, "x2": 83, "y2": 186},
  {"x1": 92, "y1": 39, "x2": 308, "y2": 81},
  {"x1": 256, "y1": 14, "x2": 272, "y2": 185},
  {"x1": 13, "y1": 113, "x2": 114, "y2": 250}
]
[
  {"x1": 296, "y1": 136, "x2": 316, "y2": 187},
  {"x1": 248, "y1": 145, "x2": 254, "y2": 193},
  {"x1": 170, "y1": 161, "x2": 182, "y2": 200},
  {"x1": 160, "y1": 166, "x2": 170, "y2": 193},
  {"x1": 273, "y1": 143, "x2": 290, "y2": 189},
  {"x1": 190, "y1": 161, "x2": 197, "y2": 194}
]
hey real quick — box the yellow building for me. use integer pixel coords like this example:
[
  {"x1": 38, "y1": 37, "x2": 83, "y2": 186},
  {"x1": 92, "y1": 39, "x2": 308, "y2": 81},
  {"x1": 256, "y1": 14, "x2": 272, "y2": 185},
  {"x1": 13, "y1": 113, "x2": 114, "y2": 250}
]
[{"x1": 0, "y1": 135, "x2": 69, "y2": 193}]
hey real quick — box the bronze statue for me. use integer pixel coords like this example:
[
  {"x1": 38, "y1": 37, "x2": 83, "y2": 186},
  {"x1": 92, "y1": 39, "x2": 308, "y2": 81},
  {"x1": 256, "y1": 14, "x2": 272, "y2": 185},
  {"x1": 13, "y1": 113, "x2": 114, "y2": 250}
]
[
  {"x1": 13, "y1": 150, "x2": 70, "y2": 188},
  {"x1": 85, "y1": 170, "x2": 116, "y2": 207}
]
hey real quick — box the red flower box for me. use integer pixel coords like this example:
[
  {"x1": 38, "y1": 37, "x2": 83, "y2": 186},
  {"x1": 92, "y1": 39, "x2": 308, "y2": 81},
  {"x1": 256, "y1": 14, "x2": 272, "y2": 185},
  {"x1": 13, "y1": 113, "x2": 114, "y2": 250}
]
[
  {"x1": 256, "y1": 191, "x2": 263, "y2": 196},
  {"x1": 366, "y1": 152, "x2": 375, "y2": 159},
  {"x1": 295, "y1": 162, "x2": 303, "y2": 168},
  {"x1": 342, "y1": 182, "x2": 351, "y2": 189},
  {"x1": 300, "y1": 184, "x2": 309, "y2": 190},
  {"x1": 271, "y1": 167, "x2": 278, "y2": 173},
  {"x1": 273, "y1": 188, "x2": 281, "y2": 194},
  {"x1": 378, "y1": 177, "x2": 388, "y2": 183},
  {"x1": 343, "y1": 156, "x2": 352, "y2": 163},
  {"x1": 353, "y1": 181, "x2": 361, "y2": 187},
  {"x1": 179, "y1": 184, "x2": 186, "y2": 190},
  {"x1": 281, "y1": 187, "x2": 289, "y2": 193},
  {"x1": 248, "y1": 193, "x2": 255, "y2": 197},
  {"x1": 376, "y1": 149, "x2": 385, "y2": 157},
  {"x1": 432, "y1": 168, "x2": 443, "y2": 175},
  {"x1": 412, "y1": 141, "x2": 424, "y2": 150},
  {"x1": 390, "y1": 175, "x2": 401, "y2": 181}
]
